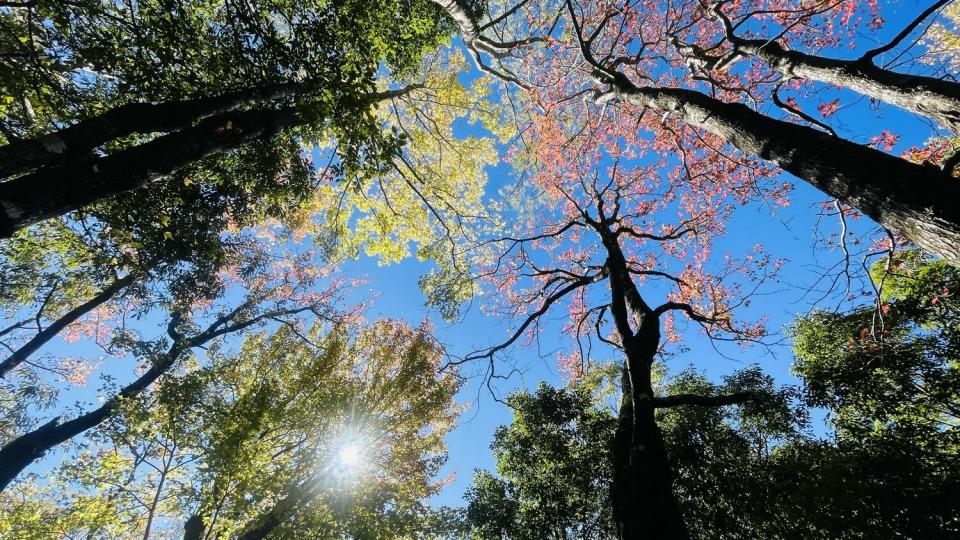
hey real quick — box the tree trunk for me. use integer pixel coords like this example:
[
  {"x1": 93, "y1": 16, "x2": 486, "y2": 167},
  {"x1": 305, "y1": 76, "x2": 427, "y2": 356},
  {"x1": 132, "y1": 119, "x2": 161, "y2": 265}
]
[
  {"x1": 603, "y1": 233, "x2": 689, "y2": 539},
  {"x1": 0, "y1": 106, "x2": 299, "y2": 237},
  {"x1": 612, "y1": 357, "x2": 690, "y2": 539},
  {"x1": 235, "y1": 513, "x2": 285, "y2": 540},
  {"x1": 143, "y1": 446, "x2": 175, "y2": 540},
  {"x1": 606, "y1": 76, "x2": 960, "y2": 267},
  {"x1": 233, "y1": 484, "x2": 312, "y2": 540},
  {"x1": 182, "y1": 514, "x2": 205, "y2": 540},
  {"x1": 426, "y1": 0, "x2": 960, "y2": 266},
  {"x1": 0, "y1": 85, "x2": 416, "y2": 237},
  {"x1": 0, "y1": 82, "x2": 305, "y2": 178},
  {"x1": 0, "y1": 274, "x2": 136, "y2": 378},
  {"x1": 0, "y1": 342, "x2": 182, "y2": 491},
  {"x1": 735, "y1": 39, "x2": 960, "y2": 132}
]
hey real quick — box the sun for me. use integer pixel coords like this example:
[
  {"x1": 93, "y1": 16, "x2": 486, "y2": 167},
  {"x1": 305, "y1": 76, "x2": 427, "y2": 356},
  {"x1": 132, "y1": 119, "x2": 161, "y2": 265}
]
[{"x1": 337, "y1": 441, "x2": 363, "y2": 468}]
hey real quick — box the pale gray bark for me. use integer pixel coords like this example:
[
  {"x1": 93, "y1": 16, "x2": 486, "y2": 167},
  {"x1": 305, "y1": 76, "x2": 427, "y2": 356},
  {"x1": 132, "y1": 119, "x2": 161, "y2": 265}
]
[
  {"x1": 601, "y1": 77, "x2": 960, "y2": 267},
  {"x1": 733, "y1": 39, "x2": 960, "y2": 132},
  {"x1": 431, "y1": 0, "x2": 960, "y2": 267}
]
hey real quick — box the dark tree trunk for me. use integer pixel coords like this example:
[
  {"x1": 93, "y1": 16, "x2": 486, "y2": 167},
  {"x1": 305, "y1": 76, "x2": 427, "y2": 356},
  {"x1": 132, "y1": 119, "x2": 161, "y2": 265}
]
[
  {"x1": 182, "y1": 514, "x2": 205, "y2": 540},
  {"x1": 0, "y1": 274, "x2": 136, "y2": 378},
  {"x1": 734, "y1": 39, "x2": 960, "y2": 132},
  {"x1": 607, "y1": 77, "x2": 960, "y2": 267},
  {"x1": 427, "y1": 0, "x2": 960, "y2": 266},
  {"x1": 602, "y1": 232, "x2": 689, "y2": 540},
  {"x1": 0, "y1": 85, "x2": 415, "y2": 237},
  {"x1": 0, "y1": 82, "x2": 305, "y2": 178},
  {"x1": 0, "y1": 342, "x2": 182, "y2": 491},
  {"x1": 0, "y1": 106, "x2": 299, "y2": 237},
  {"x1": 612, "y1": 365, "x2": 689, "y2": 540},
  {"x1": 235, "y1": 513, "x2": 284, "y2": 540}
]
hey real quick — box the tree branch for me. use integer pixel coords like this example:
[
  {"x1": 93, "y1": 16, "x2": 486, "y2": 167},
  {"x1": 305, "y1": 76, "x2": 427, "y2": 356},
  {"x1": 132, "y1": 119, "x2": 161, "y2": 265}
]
[
  {"x1": 0, "y1": 274, "x2": 137, "y2": 378},
  {"x1": 0, "y1": 293, "x2": 333, "y2": 491},
  {"x1": 460, "y1": 270, "x2": 607, "y2": 363},
  {"x1": 0, "y1": 82, "x2": 306, "y2": 178},
  {"x1": 860, "y1": 0, "x2": 952, "y2": 62}
]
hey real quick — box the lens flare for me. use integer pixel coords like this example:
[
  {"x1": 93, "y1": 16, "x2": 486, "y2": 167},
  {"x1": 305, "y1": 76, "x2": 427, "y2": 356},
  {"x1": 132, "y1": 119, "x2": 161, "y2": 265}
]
[{"x1": 338, "y1": 442, "x2": 363, "y2": 467}]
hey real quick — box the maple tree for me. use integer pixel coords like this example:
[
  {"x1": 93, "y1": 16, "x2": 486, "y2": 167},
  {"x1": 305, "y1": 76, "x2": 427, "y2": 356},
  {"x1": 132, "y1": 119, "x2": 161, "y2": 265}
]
[
  {"x1": 430, "y1": 0, "x2": 960, "y2": 267},
  {"x1": 446, "y1": 112, "x2": 780, "y2": 537},
  {"x1": 466, "y1": 251, "x2": 960, "y2": 539}
]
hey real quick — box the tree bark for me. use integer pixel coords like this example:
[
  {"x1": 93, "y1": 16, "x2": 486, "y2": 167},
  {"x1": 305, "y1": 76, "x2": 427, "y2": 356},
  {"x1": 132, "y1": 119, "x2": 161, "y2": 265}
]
[
  {"x1": 0, "y1": 274, "x2": 136, "y2": 378},
  {"x1": 0, "y1": 82, "x2": 305, "y2": 178},
  {"x1": 602, "y1": 230, "x2": 689, "y2": 540},
  {"x1": 430, "y1": 0, "x2": 480, "y2": 44},
  {"x1": 0, "y1": 106, "x2": 299, "y2": 237},
  {"x1": 604, "y1": 75, "x2": 960, "y2": 267},
  {"x1": 427, "y1": 0, "x2": 960, "y2": 267},
  {"x1": 234, "y1": 512, "x2": 285, "y2": 540},
  {"x1": 0, "y1": 85, "x2": 417, "y2": 237},
  {"x1": 733, "y1": 39, "x2": 960, "y2": 132},
  {"x1": 182, "y1": 514, "x2": 205, "y2": 540},
  {"x1": 233, "y1": 483, "x2": 313, "y2": 540}
]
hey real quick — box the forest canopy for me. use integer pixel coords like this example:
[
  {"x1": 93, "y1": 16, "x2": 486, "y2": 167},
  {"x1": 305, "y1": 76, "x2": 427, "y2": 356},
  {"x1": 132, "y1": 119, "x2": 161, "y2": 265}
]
[{"x1": 0, "y1": 0, "x2": 958, "y2": 538}]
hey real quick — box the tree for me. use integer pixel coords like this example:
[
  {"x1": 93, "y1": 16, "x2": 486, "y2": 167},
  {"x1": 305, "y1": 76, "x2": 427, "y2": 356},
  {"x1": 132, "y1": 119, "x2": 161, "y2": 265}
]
[
  {"x1": 465, "y1": 251, "x2": 960, "y2": 539},
  {"x1": 0, "y1": 219, "x2": 144, "y2": 381},
  {"x1": 0, "y1": 0, "x2": 474, "y2": 234},
  {"x1": 0, "y1": 41, "x2": 495, "y2": 493},
  {"x1": 922, "y1": 2, "x2": 960, "y2": 174},
  {"x1": 927, "y1": 1, "x2": 960, "y2": 74},
  {"x1": 786, "y1": 250, "x2": 960, "y2": 537},
  {"x1": 446, "y1": 133, "x2": 777, "y2": 537},
  {"x1": 464, "y1": 383, "x2": 617, "y2": 539},
  {"x1": 0, "y1": 319, "x2": 462, "y2": 538},
  {"x1": 430, "y1": 0, "x2": 960, "y2": 266},
  {"x1": 683, "y1": 0, "x2": 960, "y2": 132},
  {"x1": 0, "y1": 4, "x2": 489, "y2": 456},
  {"x1": 463, "y1": 367, "x2": 803, "y2": 540},
  {"x1": 793, "y1": 250, "x2": 960, "y2": 431},
  {"x1": 0, "y1": 234, "x2": 356, "y2": 491}
]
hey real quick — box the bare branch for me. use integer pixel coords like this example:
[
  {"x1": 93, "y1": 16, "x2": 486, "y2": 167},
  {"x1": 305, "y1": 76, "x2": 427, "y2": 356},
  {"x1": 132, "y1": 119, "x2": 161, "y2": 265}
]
[
  {"x1": 460, "y1": 270, "x2": 608, "y2": 363},
  {"x1": 771, "y1": 81, "x2": 837, "y2": 137},
  {"x1": 860, "y1": 0, "x2": 953, "y2": 63}
]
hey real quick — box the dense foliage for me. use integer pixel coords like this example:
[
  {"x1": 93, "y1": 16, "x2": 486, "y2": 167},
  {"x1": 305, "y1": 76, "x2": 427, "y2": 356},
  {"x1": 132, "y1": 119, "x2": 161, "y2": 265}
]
[
  {"x1": 465, "y1": 254, "x2": 960, "y2": 539},
  {"x1": 0, "y1": 320, "x2": 461, "y2": 538},
  {"x1": 1, "y1": 0, "x2": 959, "y2": 537},
  {"x1": 465, "y1": 383, "x2": 617, "y2": 539}
]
